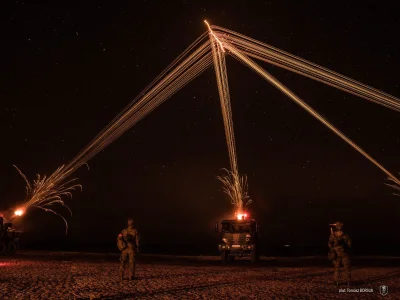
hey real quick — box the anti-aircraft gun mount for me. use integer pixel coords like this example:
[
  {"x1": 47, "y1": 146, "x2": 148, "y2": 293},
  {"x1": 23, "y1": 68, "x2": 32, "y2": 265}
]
[{"x1": 0, "y1": 222, "x2": 22, "y2": 255}]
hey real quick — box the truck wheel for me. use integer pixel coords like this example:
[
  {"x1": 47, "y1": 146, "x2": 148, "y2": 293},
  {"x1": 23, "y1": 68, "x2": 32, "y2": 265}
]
[
  {"x1": 250, "y1": 249, "x2": 259, "y2": 263},
  {"x1": 6, "y1": 241, "x2": 17, "y2": 255},
  {"x1": 221, "y1": 250, "x2": 229, "y2": 263},
  {"x1": 0, "y1": 242, "x2": 6, "y2": 255}
]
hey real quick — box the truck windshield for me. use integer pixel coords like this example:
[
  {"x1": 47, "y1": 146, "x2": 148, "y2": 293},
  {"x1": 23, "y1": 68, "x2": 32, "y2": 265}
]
[{"x1": 222, "y1": 223, "x2": 253, "y2": 233}]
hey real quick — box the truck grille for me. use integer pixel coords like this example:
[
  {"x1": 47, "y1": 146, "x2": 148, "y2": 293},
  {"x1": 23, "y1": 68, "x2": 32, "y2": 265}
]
[{"x1": 223, "y1": 233, "x2": 247, "y2": 244}]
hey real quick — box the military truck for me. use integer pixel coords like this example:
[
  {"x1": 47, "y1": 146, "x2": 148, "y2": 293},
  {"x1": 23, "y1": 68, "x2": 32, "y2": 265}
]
[
  {"x1": 215, "y1": 214, "x2": 259, "y2": 263},
  {"x1": 0, "y1": 223, "x2": 22, "y2": 255}
]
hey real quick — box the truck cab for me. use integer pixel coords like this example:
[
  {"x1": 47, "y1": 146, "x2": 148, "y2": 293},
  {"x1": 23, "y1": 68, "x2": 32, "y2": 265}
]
[{"x1": 215, "y1": 215, "x2": 259, "y2": 263}]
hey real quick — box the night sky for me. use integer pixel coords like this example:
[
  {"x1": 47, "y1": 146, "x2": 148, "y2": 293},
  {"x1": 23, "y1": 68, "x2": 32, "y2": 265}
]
[{"x1": 1, "y1": 1, "x2": 399, "y2": 254}]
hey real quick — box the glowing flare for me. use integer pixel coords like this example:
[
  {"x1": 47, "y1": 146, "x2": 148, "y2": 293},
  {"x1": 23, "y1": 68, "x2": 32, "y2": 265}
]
[
  {"x1": 15, "y1": 209, "x2": 24, "y2": 216},
  {"x1": 237, "y1": 213, "x2": 247, "y2": 220}
]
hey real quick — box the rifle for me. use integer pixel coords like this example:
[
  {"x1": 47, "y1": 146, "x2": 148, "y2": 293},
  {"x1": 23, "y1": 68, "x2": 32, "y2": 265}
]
[{"x1": 328, "y1": 226, "x2": 337, "y2": 260}]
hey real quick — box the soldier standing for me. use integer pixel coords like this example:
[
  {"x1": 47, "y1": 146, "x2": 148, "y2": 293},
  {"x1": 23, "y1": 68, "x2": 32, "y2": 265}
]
[
  {"x1": 328, "y1": 221, "x2": 352, "y2": 286},
  {"x1": 118, "y1": 217, "x2": 140, "y2": 280}
]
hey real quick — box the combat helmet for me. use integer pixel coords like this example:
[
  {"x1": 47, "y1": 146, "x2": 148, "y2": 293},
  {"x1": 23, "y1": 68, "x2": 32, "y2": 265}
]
[{"x1": 334, "y1": 221, "x2": 344, "y2": 230}]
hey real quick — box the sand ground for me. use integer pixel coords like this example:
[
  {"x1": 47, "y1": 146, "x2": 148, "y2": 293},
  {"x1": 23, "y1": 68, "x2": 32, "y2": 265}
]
[{"x1": 0, "y1": 252, "x2": 399, "y2": 299}]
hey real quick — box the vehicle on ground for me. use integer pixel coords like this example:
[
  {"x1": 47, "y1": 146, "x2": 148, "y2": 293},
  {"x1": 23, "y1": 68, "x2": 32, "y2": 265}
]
[{"x1": 215, "y1": 214, "x2": 259, "y2": 263}]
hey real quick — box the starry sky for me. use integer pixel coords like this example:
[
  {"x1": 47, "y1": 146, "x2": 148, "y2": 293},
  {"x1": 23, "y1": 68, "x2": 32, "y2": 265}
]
[{"x1": 1, "y1": 1, "x2": 399, "y2": 253}]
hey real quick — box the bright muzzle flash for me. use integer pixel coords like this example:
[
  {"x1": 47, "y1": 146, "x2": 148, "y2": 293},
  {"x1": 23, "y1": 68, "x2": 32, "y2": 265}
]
[
  {"x1": 15, "y1": 209, "x2": 24, "y2": 217},
  {"x1": 237, "y1": 213, "x2": 247, "y2": 220}
]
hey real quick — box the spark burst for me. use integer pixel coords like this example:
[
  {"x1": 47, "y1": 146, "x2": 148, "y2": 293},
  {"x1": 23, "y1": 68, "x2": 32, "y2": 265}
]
[
  {"x1": 207, "y1": 20, "x2": 253, "y2": 211},
  {"x1": 13, "y1": 165, "x2": 82, "y2": 234},
  {"x1": 217, "y1": 169, "x2": 252, "y2": 212},
  {"x1": 386, "y1": 174, "x2": 400, "y2": 196}
]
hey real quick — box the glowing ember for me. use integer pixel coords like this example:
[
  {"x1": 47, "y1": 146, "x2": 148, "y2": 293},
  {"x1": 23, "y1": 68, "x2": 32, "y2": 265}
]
[{"x1": 15, "y1": 209, "x2": 24, "y2": 216}]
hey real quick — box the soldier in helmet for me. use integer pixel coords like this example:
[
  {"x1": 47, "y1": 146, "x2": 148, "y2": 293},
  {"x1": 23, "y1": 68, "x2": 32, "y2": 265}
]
[
  {"x1": 328, "y1": 221, "x2": 352, "y2": 286},
  {"x1": 119, "y1": 217, "x2": 140, "y2": 280}
]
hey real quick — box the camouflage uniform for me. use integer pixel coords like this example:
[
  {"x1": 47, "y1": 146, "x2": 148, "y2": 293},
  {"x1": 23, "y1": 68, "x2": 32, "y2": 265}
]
[
  {"x1": 119, "y1": 222, "x2": 139, "y2": 280},
  {"x1": 328, "y1": 222, "x2": 352, "y2": 285}
]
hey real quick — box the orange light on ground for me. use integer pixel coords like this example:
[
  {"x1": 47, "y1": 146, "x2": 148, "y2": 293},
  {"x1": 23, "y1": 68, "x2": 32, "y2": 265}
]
[{"x1": 14, "y1": 209, "x2": 24, "y2": 217}]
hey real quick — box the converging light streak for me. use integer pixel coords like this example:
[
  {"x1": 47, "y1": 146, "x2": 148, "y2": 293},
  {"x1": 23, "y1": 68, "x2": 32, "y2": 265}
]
[
  {"x1": 13, "y1": 23, "x2": 400, "y2": 227},
  {"x1": 212, "y1": 27, "x2": 400, "y2": 112},
  {"x1": 12, "y1": 33, "x2": 213, "y2": 229},
  {"x1": 208, "y1": 20, "x2": 250, "y2": 210},
  {"x1": 64, "y1": 39, "x2": 212, "y2": 177},
  {"x1": 204, "y1": 20, "x2": 225, "y2": 53},
  {"x1": 224, "y1": 42, "x2": 400, "y2": 185}
]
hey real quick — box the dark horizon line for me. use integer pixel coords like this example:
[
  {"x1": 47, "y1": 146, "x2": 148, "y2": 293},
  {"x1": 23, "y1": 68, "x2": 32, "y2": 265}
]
[{"x1": 20, "y1": 242, "x2": 400, "y2": 257}]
